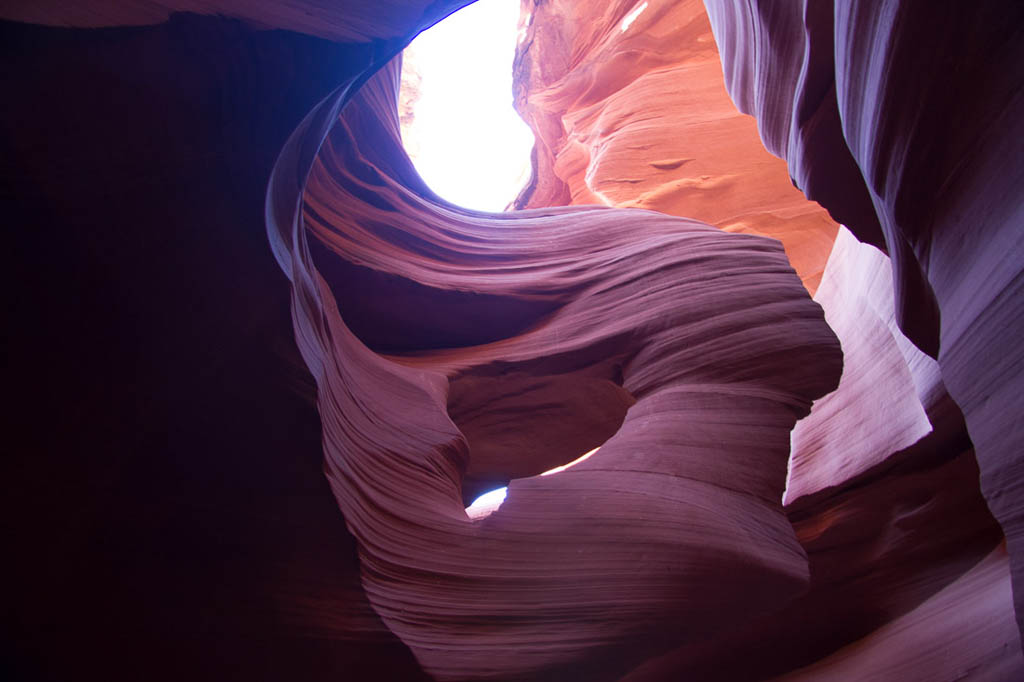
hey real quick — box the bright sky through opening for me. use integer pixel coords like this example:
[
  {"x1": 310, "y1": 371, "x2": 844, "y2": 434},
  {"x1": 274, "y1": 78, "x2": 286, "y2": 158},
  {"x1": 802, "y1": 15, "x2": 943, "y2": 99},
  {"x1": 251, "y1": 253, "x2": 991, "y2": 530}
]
[
  {"x1": 399, "y1": 0, "x2": 534, "y2": 211},
  {"x1": 465, "y1": 447, "x2": 602, "y2": 520}
]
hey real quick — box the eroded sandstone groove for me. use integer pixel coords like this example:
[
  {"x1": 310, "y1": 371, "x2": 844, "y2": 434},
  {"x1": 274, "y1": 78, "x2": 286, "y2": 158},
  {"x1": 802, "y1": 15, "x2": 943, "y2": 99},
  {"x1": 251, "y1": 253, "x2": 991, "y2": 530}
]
[{"x1": 5, "y1": 0, "x2": 1023, "y2": 679}]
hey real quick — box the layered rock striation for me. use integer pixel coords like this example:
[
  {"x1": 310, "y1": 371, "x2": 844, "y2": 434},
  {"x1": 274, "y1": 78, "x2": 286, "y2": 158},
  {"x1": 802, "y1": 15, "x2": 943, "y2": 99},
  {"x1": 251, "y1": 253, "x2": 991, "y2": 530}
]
[
  {"x1": 281, "y1": 56, "x2": 842, "y2": 680},
  {"x1": 512, "y1": 0, "x2": 839, "y2": 292},
  {"x1": 702, "y1": 0, "x2": 1024, "y2": 647},
  {"x1": 5, "y1": 0, "x2": 1023, "y2": 680},
  {"x1": 511, "y1": 2, "x2": 1022, "y2": 677}
]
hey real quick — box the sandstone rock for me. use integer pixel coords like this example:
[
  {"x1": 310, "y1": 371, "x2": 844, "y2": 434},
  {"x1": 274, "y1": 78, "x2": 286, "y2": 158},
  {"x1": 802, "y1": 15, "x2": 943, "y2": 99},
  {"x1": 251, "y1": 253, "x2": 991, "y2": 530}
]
[
  {"x1": 4, "y1": 0, "x2": 1022, "y2": 678},
  {"x1": 513, "y1": 0, "x2": 839, "y2": 292},
  {"x1": 704, "y1": 0, "x2": 1024, "y2": 641},
  {"x1": 280, "y1": 57, "x2": 842, "y2": 679}
]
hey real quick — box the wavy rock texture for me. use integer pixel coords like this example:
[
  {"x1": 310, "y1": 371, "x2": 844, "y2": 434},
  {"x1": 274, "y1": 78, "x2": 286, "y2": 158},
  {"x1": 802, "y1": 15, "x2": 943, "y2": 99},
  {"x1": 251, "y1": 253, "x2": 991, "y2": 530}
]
[
  {"x1": 703, "y1": 0, "x2": 1024, "y2": 643},
  {"x1": 0, "y1": 0, "x2": 462, "y2": 43},
  {"x1": 281, "y1": 57, "x2": 842, "y2": 680},
  {"x1": 4, "y1": 0, "x2": 1022, "y2": 680},
  {"x1": 770, "y1": 544, "x2": 1021, "y2": 682},
  {"x1": 513, "y1": 0, "x2": 839, "y2": 292},
  {"x1": 608, "y1": 229, "x2": 1016, "y2": 680},
  {"x1": 2, "y1": 7, "x2": 458, "y2": 681},
  {"x1": 787, "y1": 227, "x2": 939, "y2": 503},
  {"x1": 512, "y1": 0, "x2": 1022, "y2": 677}
]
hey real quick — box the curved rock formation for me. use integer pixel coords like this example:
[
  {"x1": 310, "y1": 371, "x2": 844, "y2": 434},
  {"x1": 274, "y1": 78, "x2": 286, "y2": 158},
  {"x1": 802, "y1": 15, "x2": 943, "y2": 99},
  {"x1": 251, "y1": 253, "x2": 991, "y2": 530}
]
[
  {"x1": 513, "y1": 0, "x2": 839, "y2": 292},
  {"x1": 2, "y1": 9, "x2": 450, "y2": 681},
  {"x1": 512, "y1": 6, "x2": 1022, "y2": 676},
  {"x1": 276, "y1": 56, "x2": 842, "y2": 680},
  {"x1": 0, "y1": 0, "x2": 457, "y2": 43},
  {"x1": 4, "y1": 0, "x2": 1023, "y2": 679},
  {"x1": 787, "y1": 227, "x2": 941, "y2": 503},
  {"x1": 703, "y1": 0, "x2": 1024, "y2": 644},
  {"x1": 769, "y1": 544, "x2": 1020, "y2": 682}
]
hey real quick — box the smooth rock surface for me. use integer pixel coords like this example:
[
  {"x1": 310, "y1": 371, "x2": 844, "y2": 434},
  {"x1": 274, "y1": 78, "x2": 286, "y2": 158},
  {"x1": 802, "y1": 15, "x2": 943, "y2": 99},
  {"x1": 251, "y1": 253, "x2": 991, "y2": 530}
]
[
  {"x1": 787, "y1": 227, "x2": 937, "y2": 503},
  {"x1": 513, "y1": 0, "x2": 839, "y2": 291},
  {"x1": 703, "y1": 0, "x2": 1024, "y2": 640},
  {"x1": 771, "y1": 545, "x2": 1023, "y2": 682}
]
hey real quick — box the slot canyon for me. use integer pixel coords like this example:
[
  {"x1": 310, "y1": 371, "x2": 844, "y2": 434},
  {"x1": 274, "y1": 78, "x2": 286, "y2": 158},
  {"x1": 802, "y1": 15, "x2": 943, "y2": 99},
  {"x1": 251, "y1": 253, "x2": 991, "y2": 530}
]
[{"x1": 4, "y1": 1, "x2": 1023, "y2": 680}]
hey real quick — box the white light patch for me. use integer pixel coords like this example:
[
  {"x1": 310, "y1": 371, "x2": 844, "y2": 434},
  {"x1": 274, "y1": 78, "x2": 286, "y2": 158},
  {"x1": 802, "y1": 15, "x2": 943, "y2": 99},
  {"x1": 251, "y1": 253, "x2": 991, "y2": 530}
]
[
  {"x1": 517, "y1": 12, "x2": 532, "y2": 44},
  {"x1": 464, "y1": 447, "x2": 601, "y2": 519},
  {"x1": 621, "y1": 1, "x2": 648, "y2": 32},
  {"x1": 466, "y1": 486, "x2": 508, "y2": 519},
  {"x1": 399, "y1": 0, "x2": 534, "y2": 211},
  {"x1": 540, "y1": 447, "x2": 601, "y2": 476}
]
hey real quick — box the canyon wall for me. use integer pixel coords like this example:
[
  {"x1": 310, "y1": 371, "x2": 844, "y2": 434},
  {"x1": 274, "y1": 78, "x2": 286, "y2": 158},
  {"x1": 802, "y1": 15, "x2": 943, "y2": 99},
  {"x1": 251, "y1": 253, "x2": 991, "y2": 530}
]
[
  {"x1": 2, "y1": 6, "x2": 458, "y2": 680},
  {"x1": 291, "y1": 56, "x2": 844, "y2": 680},
  {"x1": 4, "y1": 0, "x2": 1023, "y2": 680},
  {"x1": 512, "y1": 0, "x2": 839, "y2": 292},
  {"x1": 701, "y1": 0, "x2": 1024, "y2": 645},
  {"x1": 508, "y1": 1, "x2": 1023, "y2": 676}
]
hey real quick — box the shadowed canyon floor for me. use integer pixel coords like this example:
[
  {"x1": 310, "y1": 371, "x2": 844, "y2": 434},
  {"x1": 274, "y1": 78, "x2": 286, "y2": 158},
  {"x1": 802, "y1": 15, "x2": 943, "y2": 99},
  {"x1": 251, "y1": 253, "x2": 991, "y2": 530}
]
[{"x1": 4, "y1": 1, "x2": 1023, "y2": 680}]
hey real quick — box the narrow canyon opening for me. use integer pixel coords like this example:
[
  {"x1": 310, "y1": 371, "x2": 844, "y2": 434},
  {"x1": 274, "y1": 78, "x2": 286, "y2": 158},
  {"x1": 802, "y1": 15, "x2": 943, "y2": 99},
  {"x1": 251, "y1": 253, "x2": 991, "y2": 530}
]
[
  {"x1": 398, "y1": 0, "x2": 534, "y2": 211},
  {"x1": 450, "y1": 360, "x2": 637, "y2": 515},
  {"x1": 7, "y1": 1, "x2": 1021, "y2": 680},
  {"x1": 466, "y1": 446, "x2": 602, "y2": 519}
]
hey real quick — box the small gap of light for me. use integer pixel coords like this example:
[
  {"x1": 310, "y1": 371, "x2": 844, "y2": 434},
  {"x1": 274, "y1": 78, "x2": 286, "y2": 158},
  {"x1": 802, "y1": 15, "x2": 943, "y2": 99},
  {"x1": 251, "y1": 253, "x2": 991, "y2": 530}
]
[
  {"x1": 620, "y1": 1, "x2": 648, "y2": 32},
  {"x1": 399, "y1": 0, "x2": 534, "y2": 211},
  {"x1": 465, "y1": 447, "x2": 602, "y2": 520},
  {"x1": 540, "y1": 446, "x2": 601, "y2": 476},
  {"x1": 466, "y1": 486, "x2": 508, "y2": 519}
]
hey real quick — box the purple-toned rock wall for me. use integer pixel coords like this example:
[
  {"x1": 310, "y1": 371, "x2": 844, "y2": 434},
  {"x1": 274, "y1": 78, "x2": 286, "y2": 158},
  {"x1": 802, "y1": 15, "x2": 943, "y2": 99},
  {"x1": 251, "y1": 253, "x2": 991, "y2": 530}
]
[{"x1": 5, "y1": 1, "x2": 1022, "y2": 679}]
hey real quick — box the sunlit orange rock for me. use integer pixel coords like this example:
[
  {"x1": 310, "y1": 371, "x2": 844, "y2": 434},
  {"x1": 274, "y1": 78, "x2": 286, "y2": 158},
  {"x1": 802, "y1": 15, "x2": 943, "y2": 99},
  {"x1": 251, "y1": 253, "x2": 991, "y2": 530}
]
[
  {"x1": 513, "y1": 0, "x2": 1023, "y2": 677},
  {"x1": 513, "y1": 0, "x2": 839, "y2": 292}
]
